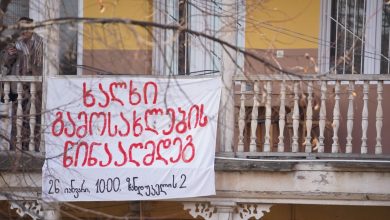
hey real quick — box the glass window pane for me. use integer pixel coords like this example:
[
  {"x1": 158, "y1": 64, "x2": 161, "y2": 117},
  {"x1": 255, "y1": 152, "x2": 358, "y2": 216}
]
[
  {"x1": 59, "y1": 0, "x2": 78, "y2": 75},
  {"x1": 330, "y1": 0, "x2": 365, "y2": 74},
  {"x1": 380, "y1": 3, "x2": 390, "y2": 74}
]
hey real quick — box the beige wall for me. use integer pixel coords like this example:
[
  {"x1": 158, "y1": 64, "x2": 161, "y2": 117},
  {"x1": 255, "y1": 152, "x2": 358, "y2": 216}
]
[
  {"x1": 83, "y1": 0, "x2": 152, "y2": 51},
  {"x1": 50, "y1": 202, "x2": 390, "y2": 219},
  {"x1": 83, "y1": 0, "x2": 152, "y2": 75},
  {"x1": 245, "y1": 0, "x2": 320, "y2": 75},
  {"x1": 263, "y1": 204, "x2": 390, "y2": 220},
  {"x1": 246, "y1": 0, "x2": 320, "y2": 49}
]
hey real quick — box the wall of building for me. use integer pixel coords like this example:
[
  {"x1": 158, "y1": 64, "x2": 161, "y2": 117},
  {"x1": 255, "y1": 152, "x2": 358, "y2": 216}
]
[
  {"x1": 83, "y1": 0, "x2": 152, "y2": 75},
  {"x1": 58, "y1": 201, "x2": 194, "y2": 219},
  {"x1": 57, "y1": 202, "x2": 390, "y2": 219},
  {"x1": 245, "y1": 0, "x2": 320, "y2": 74},
  {"x1": 82, "y1": 0, "x2": 321, "y2": 75},
  {"x1": 263, "y1": 204, "x2": 390, "y2": 220}
]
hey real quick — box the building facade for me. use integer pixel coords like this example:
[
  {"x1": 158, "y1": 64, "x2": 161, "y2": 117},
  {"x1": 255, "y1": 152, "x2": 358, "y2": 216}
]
[{"x1": 0, "y1": 0, "x2": 390, "y2": 219}]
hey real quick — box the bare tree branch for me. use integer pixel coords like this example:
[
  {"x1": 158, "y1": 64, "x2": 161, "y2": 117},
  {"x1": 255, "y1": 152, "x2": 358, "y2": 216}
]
[{"x1": 7, "y1": 16, "x2": 330, "y2": 79}]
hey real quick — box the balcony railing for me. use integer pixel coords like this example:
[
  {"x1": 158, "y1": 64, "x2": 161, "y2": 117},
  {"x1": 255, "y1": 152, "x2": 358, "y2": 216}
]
[
  {"x1": 0, "y1": 75, "x2": 42, "y2": 153},
  {"x1": 234, "y1": 74, "x2": 390, "y2": 159},
  {"x1": 1, "y1": 74, "x2": 390, "y2": 161}
]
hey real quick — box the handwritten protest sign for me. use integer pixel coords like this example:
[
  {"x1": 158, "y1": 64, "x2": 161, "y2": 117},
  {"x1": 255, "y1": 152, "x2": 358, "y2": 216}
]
[{"x1": 42, "y1": 76, "x2": 221, "y2": 201}]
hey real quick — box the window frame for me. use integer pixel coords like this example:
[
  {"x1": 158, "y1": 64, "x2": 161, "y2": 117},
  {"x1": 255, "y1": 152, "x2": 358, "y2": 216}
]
[
  {"x1": 319, "y1": 0, "x2": 385, "y2": 75},
  {"x1": 152, "y1": 0, "x2": 223, "y2": 76},
  {"x1": 30, "y1": 0, "x2": 83, "y2": 76}
]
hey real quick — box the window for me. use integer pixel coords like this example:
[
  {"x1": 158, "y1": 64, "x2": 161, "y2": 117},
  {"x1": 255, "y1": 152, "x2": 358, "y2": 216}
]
[
  {"x1": 329, "y1": 0, "x2": 365, "y2": 74},
  {"x1": 380, "y1": 2, "x2": 390, "y2": 73},
  {"x1": 320, "y1": 0, "x2": 390, "y2": 74},
  {"x1": 153, "y1": 0, "x2": 221, "y2": 75},
  {"x1": 59, "y1": 0, "x2": 79, "y2": 75},
  {"x1": 178, "y1": 0, "x2": 189, "y2": 75},
  {"x1": 0, "y1": 0, "x2": 83, "y2": 76},
  {"x1": 4, "y1": 0, "x2": 29, "y2": 26},
  {"x1": 2, "y1": 0, "x2": 29, "y2": 39}
]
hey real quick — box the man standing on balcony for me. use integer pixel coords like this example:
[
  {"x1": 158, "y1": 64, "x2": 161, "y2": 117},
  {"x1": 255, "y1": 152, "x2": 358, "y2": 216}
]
[
  {"x1": 4, "y1": 17, "x2": 43, "y2": 77},
  {"x1": 0, "y1": 17, "x2": 43, "y2": 151}
]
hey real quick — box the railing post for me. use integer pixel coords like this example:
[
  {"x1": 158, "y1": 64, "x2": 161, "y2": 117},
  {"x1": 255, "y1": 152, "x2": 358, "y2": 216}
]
[
  {"x1": 16, "y1": 82, "x2": 23, "y2": 151},
  {"x1": 264, "y1": 81, "x2": 272, "y2": 152},
  {"x1": 1, "y1": 82, "x2": 11, "y2": 150},
  {"x1": 250, "y1": 81, "x2": 260, "y2": 152},
  {"x1": 361, "y1": 81, "x2": 369, "y2": 154},
  {"x1": 318, "y1": 81, "x2": 327, "y2": 153},
  {"x1": 29, "y1": 83, "x2": 37, "y2": 152},
  {"x1": 278, "y1": 81, "x2": 286, "y2": 152},
  {"x1": 375, "y1": 81, "x2": 383, "y2": 154},
  {"x1": 237, "y1": 81, "x2": 246, "y2": 152},
  {"x1": 346, "y1": 81, "x2": 355, "y2": 153},
  {"x1": 292, "y1": 82, "x2": 300, "y2": 152},
  {"x1": 331, "y1": 81, "x2": 340, "y2": 153},
  {"x1": 305, "y1": 81, "x2": 313, "y2": 153}
]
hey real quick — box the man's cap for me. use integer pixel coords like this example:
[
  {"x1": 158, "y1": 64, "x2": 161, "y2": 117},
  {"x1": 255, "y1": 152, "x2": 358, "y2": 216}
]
[{"x1": 17, "y1": 17, "x2": 33, "y2": 23}]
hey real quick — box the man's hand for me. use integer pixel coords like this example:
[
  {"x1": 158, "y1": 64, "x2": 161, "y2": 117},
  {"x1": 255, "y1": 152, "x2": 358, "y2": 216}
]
[{"x1": 7, "y1": 47, "x2": 17, "y2": 56}]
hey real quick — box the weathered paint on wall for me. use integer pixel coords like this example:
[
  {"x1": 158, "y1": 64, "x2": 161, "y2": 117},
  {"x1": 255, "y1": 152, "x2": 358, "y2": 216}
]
[
  {"x1": 263, "y1": 204, "x2": 390, "y2": 220},
  {"x1": 83, "y1": 0, "x2": 152, "y2": 50},
  {"x1": 215, "y1": 164, "x2": 390, "y2": 206},
  {"x1": 82, "y1": 0, "x2": 152, "y2": 74},
  {"x1": 245, "y1": 0, "x2": 320, "y2": 49},
  {"x1": 58, "y1": 201, "x2": 194, "y2": 219},
  {"x1": 244, "y1": 0, "x2": 320, "y2": 74}
]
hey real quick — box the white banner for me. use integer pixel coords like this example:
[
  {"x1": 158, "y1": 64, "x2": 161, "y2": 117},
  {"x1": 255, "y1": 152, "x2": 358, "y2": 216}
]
[{"x1": 42, "y1": 76, "x2": 221, "y2": 201}]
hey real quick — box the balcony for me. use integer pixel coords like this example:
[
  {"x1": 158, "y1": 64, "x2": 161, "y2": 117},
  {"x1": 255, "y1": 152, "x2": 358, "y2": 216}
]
[
  {"x1": 231, "y1": 74, "x2": 390, "y2": 160},
  {"x1": 0, "y1": 75, "x2": 42, "y2": 151},
  {"x1": 208, "y1": 74, "x2": 390, "y2": 206},
  {"x1": 1, "y1": 74, "x2": 390, "y2": 206},
  {"x1": 1, "y1": 74, "x2": 390, "y2": 161}
]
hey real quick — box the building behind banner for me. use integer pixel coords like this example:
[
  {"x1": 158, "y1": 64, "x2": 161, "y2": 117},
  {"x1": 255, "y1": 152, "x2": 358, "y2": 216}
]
[{"x1": 1, "y1": 0, "x2": 390, "y2": 219}]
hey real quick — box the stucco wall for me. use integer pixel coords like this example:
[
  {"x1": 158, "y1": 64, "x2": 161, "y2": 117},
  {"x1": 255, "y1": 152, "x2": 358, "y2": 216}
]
[
  {"x1": 245, "y1": 0, "x2": 320, "y2": 74},
  {"x1": 82, "y1": 0, "x2": 152, "y2": 75}
]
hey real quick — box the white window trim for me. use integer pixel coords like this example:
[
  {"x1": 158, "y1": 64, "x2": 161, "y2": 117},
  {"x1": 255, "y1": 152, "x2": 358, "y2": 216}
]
[
  {"x1": 29, "y1": 0, "x2": 49, "y2": 44},
  {"x1": 152, "y1": 0, "x2": 179, "y2": 75},
  {"x1": 77, "y1": 0, "x2": 84, "y2": 76},
  {"x1": 30, "y1": 0, "x2": 83, "y2": 76},
  {"x1": 319, "y1": 0, "x2": 385, "y2": 75},
  {"x1": 236, "y1": 0, "x2": 246, "y2": 75},
  {"x1": 152, "y1": 0, "x2": 224, "y2": 76},
  {"x1": 31, "y1": 0, "x2": 60, "y2": 77},
  {"x1": 363, "y1": 0, "x2": 383, "y2": 75},
  {"x1": 187, "y1": 0, "x2": 222, "y2": 76},
  {"x1": 318, "y1": 0, "x2": 332, "y2": 74}
]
